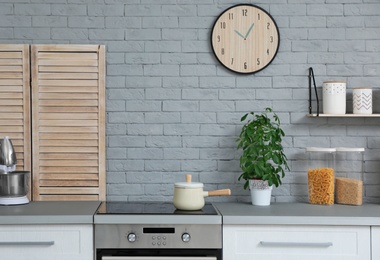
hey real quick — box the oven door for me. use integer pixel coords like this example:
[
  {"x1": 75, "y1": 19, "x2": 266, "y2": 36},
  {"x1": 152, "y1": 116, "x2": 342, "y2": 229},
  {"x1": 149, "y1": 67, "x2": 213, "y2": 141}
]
[
  {"x1": 97, "y1": 249, "x2": 221, "y2": 260},
  {"x1": 103, "y1": 257, "x2": 216, "y2": 260}
]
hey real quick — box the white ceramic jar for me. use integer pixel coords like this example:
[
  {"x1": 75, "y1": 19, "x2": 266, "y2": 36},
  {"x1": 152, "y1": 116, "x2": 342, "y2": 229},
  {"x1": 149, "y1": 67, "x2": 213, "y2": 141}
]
[
  {"x1": 322, "y1": 81, "x2": 346, "y2": 114},
  {"x1": 353, "y1": 87, "x2": 372, "y2": 114}
]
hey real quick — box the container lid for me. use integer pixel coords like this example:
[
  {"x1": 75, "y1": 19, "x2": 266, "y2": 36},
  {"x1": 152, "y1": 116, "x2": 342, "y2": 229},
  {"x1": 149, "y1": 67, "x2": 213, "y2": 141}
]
[
  {"x1": 305, "y1": 147, "x2": 336, "y2": 153},
  {"x1": 336, "y1": 147, "x2": 365, "y2": 152},
  {"x1": 323, "y1": 81, "x2": 346, "y2": 84},
  {"x1": 353, "y1": 87, "x2": 372, "y2": 90},
  {"x1": 174, "y1": 174, "x2": 203, "y2": 188}
]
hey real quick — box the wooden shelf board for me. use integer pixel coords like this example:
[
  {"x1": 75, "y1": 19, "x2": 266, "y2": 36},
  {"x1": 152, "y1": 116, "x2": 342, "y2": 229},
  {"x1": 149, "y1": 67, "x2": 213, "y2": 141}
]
[{"x1": 307, "y1": 113, "x2": 380, "y2": 117}]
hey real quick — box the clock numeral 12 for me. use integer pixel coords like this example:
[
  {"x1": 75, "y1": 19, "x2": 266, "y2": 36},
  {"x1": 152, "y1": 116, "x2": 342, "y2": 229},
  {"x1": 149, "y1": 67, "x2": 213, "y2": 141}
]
[{"x1": 242, "y1": 9, "x2": 248, "y2": 16}]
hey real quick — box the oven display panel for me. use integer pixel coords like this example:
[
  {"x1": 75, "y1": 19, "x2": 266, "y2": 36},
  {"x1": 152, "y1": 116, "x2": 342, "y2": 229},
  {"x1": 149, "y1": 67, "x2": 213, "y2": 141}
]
[{"x1": 143, "y1": 227, "x2": 175, "y2": 234}]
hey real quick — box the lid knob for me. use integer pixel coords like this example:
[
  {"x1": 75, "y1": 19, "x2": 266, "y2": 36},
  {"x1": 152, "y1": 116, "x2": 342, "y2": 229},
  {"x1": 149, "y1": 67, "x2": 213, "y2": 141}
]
[{"x1": 186, "y1": 174, "x2": 192, "y2": 183}]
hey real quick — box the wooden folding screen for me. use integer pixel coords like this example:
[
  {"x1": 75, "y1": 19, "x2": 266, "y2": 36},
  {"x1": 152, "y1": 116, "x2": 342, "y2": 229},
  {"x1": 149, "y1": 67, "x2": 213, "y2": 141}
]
[
  {"x1": 0, "y1": 45, "x2": 31, "y2": 197},
  {"x1": 31, "y1": 45, "x2": 105, "y2": 201}
]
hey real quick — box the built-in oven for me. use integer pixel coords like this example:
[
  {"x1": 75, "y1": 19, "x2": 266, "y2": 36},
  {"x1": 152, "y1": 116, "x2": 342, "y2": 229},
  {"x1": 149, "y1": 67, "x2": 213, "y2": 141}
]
[{"x1": 94, "y1": 202, "x2": 222, "y2": 260}]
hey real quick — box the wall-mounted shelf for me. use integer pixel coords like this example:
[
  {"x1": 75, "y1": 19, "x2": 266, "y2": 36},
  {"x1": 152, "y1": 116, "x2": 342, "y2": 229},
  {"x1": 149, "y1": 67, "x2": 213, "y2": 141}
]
[{"x1": 307, "y1": 113, "x2": 380, "y2": 117}]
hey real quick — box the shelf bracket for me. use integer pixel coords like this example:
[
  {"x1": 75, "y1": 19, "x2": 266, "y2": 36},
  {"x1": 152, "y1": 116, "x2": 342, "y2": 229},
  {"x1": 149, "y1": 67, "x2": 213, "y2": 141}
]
[{"x1": 308, "y1": 67, "x2": 319, "y2": 116}]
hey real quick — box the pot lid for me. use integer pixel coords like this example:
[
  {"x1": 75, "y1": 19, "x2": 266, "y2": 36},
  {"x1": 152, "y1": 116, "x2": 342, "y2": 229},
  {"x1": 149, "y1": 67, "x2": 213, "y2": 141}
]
[
  {"x1": 174, "y1": 182, "x2": 203, "y2": 188},
  {"x1": 174, "y1": 174, "x2": 203, "y2": 188}
]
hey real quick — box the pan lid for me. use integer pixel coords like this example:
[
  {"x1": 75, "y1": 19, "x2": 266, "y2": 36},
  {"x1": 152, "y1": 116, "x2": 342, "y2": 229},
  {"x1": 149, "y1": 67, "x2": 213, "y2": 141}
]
[{"x1": 174, "y1": 174, "x2": 203, "y2": 188}]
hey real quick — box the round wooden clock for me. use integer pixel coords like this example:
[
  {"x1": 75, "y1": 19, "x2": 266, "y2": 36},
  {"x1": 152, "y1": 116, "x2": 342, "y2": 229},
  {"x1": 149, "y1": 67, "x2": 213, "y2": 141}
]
[{"x1": 211, "y1": 4, "x2": 280, "y2": 74}]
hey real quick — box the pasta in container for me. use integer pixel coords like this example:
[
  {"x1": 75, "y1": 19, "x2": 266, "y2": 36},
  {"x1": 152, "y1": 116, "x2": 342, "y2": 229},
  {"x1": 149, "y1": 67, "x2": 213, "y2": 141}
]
[
  {"x1": 308, "y1": 168, "x2": 334, "y2": 205},
  {"x1": 306, "y1": 148, "x2": 336, "y2": 205}
]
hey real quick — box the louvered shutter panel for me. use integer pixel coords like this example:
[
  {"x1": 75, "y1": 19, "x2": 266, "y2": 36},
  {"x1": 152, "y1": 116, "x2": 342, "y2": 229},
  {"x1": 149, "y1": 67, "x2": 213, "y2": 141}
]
[
  {"x1": 32, "y1": 45, "x2": 105, "y2": 201},
  {"x1": 0, "y1": 44, "x2": 31, "y2": 196}
]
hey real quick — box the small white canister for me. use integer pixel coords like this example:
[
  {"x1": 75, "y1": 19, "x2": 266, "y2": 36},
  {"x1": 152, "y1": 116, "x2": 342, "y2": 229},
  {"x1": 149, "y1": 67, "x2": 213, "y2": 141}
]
[
  {"x1": 323, "y1": 81, "x2": 346, "y2": 114},
  {"x1": 353, "y1": 87, "x2": 372, "y2": 114}
]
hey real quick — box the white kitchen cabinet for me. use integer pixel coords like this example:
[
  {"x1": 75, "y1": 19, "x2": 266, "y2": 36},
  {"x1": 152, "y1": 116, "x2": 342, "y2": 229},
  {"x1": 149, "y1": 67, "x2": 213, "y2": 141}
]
[
  {"x1": 223, "y1": 225, "x2": 370, "y2": 260},
  {"x1": 372, "y1": 227, "x2": 380, "y2": 259},
  {"x1": 0, "y1": 224, "x2": 93, "y2": 260}
]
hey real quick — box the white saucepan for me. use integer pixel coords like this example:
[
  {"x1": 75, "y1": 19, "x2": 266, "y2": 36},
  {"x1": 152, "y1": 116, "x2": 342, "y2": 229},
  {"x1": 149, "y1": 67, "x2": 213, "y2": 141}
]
[{"x1": 173, "y1": 174, "x2": 231, "y2": 211}]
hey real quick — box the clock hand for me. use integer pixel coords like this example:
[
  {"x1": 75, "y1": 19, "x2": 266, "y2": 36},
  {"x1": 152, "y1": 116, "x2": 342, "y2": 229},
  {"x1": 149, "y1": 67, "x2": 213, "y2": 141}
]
[
  {"x1": 244, "y1": 23, "x2": 255, "y2": 39},
  {"x1": 234, "y1": 30, "x2": 245, "y2": 39}
]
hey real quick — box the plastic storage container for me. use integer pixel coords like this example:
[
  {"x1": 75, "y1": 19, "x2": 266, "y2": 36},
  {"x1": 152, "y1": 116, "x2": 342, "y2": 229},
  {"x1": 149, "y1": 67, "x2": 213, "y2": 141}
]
[
  {"x1": 335, "y1": 148, "x2": 365, "y2": 206},
  {"x1": 306, "y1": 147, "x2": 336, "y2": 205}
]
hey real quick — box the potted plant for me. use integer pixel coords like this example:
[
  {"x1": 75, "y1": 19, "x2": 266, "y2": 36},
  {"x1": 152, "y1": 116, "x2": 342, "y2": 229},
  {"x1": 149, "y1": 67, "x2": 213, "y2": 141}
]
[{"x1": 236, "y1": 107, "x2": 289, "y2": 206}]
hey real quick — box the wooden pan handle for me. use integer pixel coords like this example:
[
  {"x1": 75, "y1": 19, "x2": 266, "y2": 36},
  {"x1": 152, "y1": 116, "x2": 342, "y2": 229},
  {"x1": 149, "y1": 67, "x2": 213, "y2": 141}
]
[{"x1": 207, "y1": 189, "x2": 231, "y2": 197}]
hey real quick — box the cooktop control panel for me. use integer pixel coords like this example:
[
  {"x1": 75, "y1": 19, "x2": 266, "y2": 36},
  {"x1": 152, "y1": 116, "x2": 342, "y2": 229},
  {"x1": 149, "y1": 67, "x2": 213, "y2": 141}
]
[{"x1": 95, "y1": 224, "x2": 221, "y2": 249}]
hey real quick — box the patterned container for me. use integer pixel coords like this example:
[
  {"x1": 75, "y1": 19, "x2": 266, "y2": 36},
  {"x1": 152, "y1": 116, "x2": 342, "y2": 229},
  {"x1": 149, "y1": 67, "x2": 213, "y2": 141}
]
[
  {"x1": 353, "y1": 88, "x2": 372, "y2": 114},
  {"x1": 322, "y1": 81, "x2": 346, "y2": 114}
]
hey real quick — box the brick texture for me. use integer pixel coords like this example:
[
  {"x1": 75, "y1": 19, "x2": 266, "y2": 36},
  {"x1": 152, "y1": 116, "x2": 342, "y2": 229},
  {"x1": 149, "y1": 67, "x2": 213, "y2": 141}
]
[{"x1": 1, "y1": 1, "x2": 380, "y2": 203}]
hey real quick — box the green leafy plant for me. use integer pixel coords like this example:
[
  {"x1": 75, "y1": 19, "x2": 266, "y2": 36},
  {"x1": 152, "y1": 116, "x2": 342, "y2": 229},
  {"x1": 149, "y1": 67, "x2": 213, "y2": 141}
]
[{"x1": 237, "y1": 108, "x2": 289, "y2": 189}]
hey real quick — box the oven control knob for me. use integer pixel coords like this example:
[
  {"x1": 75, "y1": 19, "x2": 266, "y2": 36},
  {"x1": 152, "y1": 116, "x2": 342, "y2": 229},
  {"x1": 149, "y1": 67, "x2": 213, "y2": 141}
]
[
  {"x1": 181, "y1": 233, "x2": 191, "y2": 242},
  {"x1": 127, "y1": 233, "x2": 137, "y2": 243}
]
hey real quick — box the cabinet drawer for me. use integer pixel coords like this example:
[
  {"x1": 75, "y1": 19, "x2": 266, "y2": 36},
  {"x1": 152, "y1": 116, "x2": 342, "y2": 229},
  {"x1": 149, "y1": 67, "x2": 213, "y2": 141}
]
[
  {"x1": 223, "y1": 225, "x2": 370, "y2": 260},
  {"x1": 0, "y1": 224, "x2": 93, "y2": 260},
  {"x1": 372, "y1": 227, "x2": 380, "y2": 260}
]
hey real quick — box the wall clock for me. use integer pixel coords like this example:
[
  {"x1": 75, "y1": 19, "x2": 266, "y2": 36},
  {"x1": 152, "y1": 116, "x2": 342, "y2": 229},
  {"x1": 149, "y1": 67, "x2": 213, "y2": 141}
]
[{"x1": 211, "y1": 4, "x2": 280, "y2": 74}]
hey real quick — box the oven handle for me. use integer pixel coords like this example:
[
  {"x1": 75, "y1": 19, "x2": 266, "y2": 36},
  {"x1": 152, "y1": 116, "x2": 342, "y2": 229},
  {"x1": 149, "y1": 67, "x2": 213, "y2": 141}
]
[{"x1": 102, "y1": 257, "x2": 217, "y2": 260}]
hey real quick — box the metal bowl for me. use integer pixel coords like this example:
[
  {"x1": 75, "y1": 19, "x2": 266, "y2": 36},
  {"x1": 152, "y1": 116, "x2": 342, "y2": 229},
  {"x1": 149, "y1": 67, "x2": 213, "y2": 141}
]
[{"x1": 0, "y1": 171, "x2": 29, "y2": 197}]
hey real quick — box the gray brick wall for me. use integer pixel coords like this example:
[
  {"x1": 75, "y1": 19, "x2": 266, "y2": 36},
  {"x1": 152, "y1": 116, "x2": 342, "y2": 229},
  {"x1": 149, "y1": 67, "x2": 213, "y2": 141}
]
[{"x1": 1, "y1": 0, "x2": 380, "y2": 203}]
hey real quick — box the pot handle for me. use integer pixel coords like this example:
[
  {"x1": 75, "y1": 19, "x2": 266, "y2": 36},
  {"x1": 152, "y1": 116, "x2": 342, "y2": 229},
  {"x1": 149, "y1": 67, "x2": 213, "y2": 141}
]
[{"x1": 205, "y1": 189, "x2": 231, "y2": 197}]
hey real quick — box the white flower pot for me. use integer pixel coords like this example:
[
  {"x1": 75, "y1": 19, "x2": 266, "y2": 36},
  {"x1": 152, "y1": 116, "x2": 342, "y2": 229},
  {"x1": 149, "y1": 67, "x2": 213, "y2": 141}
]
[{"x1": 249, "y1": 179, "x2": 273, "y2": 206}]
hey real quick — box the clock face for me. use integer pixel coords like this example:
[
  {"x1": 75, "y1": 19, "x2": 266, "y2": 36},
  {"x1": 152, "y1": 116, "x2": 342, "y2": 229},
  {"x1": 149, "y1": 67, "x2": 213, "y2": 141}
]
[{"x1": 211, "y1": 4, "x2": 280, "y2": 74}]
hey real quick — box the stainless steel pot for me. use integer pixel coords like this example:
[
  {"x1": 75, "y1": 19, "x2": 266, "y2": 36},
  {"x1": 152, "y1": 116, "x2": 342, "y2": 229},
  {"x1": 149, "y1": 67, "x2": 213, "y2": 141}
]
[
  {"x1": 173, "y1": 174, "x2": 231, "y2": 211},
  {"x1": 0, "y1": 171, "x2": 29, "y2": 197}
]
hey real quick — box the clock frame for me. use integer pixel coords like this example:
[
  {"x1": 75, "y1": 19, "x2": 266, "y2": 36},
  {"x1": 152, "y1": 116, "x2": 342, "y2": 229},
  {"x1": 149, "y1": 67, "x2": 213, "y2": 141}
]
[{"x1": 211, "y1": 4, "x2": 280, "y2": 74}]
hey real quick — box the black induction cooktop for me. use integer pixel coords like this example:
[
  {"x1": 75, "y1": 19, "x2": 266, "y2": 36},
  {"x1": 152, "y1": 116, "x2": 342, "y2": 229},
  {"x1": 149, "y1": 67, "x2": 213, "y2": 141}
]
[{"x1": 97, "y1": 201, "x2": 218, "y2": 215}]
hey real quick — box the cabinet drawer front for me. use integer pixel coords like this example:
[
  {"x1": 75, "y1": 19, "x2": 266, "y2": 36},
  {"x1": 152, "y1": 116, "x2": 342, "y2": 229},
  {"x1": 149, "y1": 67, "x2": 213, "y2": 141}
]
[
  {"x1": 0, "y1": 225, "x2": 93, "y2": 260},
  {"x1": 224, "y1": 225, "x2": 370, "y2": 260},
  {"x1": 372, "y1": 227, "x2": 380, "y2": 259}
]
